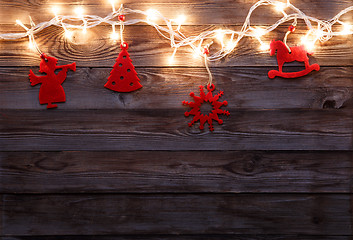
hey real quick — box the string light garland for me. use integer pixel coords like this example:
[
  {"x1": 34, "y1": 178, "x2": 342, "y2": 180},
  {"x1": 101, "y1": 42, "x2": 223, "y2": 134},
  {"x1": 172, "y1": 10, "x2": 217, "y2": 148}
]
[{"x1": 1, "y1": 0, "x2": 352, "y2": 62}]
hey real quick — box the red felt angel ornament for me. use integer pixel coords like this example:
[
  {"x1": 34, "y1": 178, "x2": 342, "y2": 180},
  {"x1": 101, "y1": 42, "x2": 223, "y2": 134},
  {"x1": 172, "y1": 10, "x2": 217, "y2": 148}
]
[{"x1": 29, "y1": 53, "x2": 76, "y2": 109}]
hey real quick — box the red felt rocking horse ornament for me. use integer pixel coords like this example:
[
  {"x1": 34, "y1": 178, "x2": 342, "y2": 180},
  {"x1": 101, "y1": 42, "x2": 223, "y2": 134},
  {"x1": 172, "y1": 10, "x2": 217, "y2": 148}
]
[{"x1": 268, "y1": 26, "x2": 320, "y2": 79}]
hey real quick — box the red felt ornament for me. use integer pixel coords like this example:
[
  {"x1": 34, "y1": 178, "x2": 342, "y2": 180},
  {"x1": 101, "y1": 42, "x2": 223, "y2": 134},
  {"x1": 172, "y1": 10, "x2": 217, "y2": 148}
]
[
  {"x1": 268, "y1": 40, "x2": 320, "y2": 79},
  {"x1": 29, "y1": 53, "x2": 76, "y2": 109},
  {"x1": 105, "y1": 42, "x2": 142, "y2": 92},
  {"x1": 182, "y1": 84, "x2": 230, "y2": 131}
]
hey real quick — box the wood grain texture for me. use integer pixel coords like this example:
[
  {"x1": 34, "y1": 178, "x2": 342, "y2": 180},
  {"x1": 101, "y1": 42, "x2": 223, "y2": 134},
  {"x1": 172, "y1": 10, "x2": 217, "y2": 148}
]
[
  {"x1": 1, "y1": 151, "x2": 351, "y2": 194},
  {"x1": 1, "y1": 235, "x2": 352, "y2": 240},
  {"x1": 1, "y1": 109, "x2": 351, "y2": 151},
  {"x1": 2, "y1": 194, "x2": 352, "y2": 236},
  {"x1": 0, "y1": 195, "x2": 3, "y2": 236},
  {"x1": 1, "y1": 67, "x2": 353, "y2": 110},
  {"x1": 0, "y1": 25, "x2": 352, "y2": 67},
  {"x1": 1, "y1": 0, "x2": 353, "y2": 238},
  {"x1": 0, "y1": 0, "x2": 352, "y2": 25}
]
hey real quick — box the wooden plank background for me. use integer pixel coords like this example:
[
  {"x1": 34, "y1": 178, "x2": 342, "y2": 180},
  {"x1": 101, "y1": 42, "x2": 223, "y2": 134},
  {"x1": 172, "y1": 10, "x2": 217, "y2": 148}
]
[{"x1": 1, "y1": 0, "x2": 353, "y2": 238}]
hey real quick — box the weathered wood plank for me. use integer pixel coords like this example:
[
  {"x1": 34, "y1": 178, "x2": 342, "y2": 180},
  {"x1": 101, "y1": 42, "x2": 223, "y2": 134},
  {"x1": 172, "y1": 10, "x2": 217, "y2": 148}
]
[
  {"x1": 1, "y1": 67, "x2": 353, "y2": 110},
  {"x1": 2, "y1": 194, "x2": 351, "y2": 235},
  {"x1": 0, "y1": 25, "x2": 352, "y2": 67},
  {"x1": 0, "y1": 151, "x2": 351, "y2": 194},
  {"x1": 1, "y1": 235, "x2": 351, "y2": 240},
  {"x1": 0, "y1": 0, "x2": 351, "y2": 25},
  {"x1": 0, "y1": 195, "x2": 3, "y2": 236},
  {"x1": 0, "y1": 109, "x2": 351, "y2": 151}
]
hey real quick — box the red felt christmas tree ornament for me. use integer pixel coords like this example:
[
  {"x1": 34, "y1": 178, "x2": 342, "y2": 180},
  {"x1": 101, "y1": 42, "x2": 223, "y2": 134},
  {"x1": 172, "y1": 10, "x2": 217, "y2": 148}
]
[
  {"x1": 105, "y1": 14, "x2": 142, "y2": 92},
  {"x1": 105, "y1": 42, "x2": 142, "y2": 92},
  {"x1": 29, "y1": 53, "x2": 76, "y2": 109}
]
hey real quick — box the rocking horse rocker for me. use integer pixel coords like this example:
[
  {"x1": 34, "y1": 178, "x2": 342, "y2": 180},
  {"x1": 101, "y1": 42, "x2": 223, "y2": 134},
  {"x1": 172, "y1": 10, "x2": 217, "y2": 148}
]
[{"x1": 268, "y1": 40, "x2": 320, "y2": 79}]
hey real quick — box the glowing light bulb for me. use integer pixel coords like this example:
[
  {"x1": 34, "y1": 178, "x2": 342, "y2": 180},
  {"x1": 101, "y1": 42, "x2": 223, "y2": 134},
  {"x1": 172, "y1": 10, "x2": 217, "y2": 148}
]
[
  {"x1": 226, "y1": 41, "x2": 236, "y2": 51},
  {"x1": 52, "y1": 6, "x2": 60, "y2": 16},
  {"x1": 169, "y1": 48, "x2": 178, "y2": 64},
  {"x1": 109, "y1": 0, "x2": 116, "y2": 12},
  {"x1": 193, "y1": 49, "x2": 201, "y2": 59},
  {"x1": 75, "y1": 6, "x2": 84, "y2": 17},
  {"x1": 175, "y1": 15, "x2": 186, "y2": 25},
  {"x1": 28, "y1": 41, "x2": 35, "y2": 50},
  {"x1": 301, "y1": 35, "x2": 315, "y2": 52},
  {"x1": 304, "y1": 42, "x2": 315, "y2": 52},
  {"x1": 110, "y1": 31, "x2": 119, "y2": 40},
  {"x1": 146, "y1": 9, "x2": 159, "y2": 23},
  {"x1": 275, "y1": 2, "x2": 286, "y2": 12},
  {"x1": 300, "y1": 36, "x2": 307, "y2": 44},
  {"x1": 65, "y1": 30, "x2": 73, "y2": 40},
  {"x1": 253, "y1": 27, "x2": 266, "y2": 37},
  {"x1": 169, "y1": 55, "x2": 175, "y2": 64},
  {"x1": 341, "y1": 23, "x2": 352, "y2": 35},
  {"x1": 260, "y1": 43, "x2": 269, "y2": 51},
  {"x1": 16, "y1": 20, "x2": 29, "y2": 30},
  {"x1": 216, "y1": 29, "x2": 224, "y2": 43},
  {"x1": 316, "y1": 29, "x2": 324, "y2": 38}
]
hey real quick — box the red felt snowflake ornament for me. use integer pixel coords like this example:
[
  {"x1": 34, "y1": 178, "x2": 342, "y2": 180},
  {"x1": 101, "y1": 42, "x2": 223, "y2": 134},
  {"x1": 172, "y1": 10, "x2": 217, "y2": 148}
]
[{"x1": 182, "y1": 84, "x2": 230, "y2": 131}]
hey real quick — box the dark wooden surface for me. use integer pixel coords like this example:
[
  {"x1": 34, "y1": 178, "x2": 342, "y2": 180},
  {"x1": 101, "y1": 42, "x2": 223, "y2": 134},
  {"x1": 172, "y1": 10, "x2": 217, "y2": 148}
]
[
  {"x1": 1, "y1": 0, "x2": 353, "y2": 239},
  {"x1": 1, "y1": 194, "x2": 352, "y2": 235}
]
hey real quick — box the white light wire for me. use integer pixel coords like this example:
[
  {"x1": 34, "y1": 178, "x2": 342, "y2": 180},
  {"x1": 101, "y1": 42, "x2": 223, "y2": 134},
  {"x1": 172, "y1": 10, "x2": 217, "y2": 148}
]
[{"x1": 0, "y1": 0, "x2": 352, "y2": 62}]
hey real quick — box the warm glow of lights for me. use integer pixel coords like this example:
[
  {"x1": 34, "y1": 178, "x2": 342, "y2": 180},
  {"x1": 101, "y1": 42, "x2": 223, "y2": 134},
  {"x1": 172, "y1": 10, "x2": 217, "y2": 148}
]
[
  {"x1": 260, "y1": 43, "x2": 269, "y2": 51},
  {"x1": 169, "y1": 49, "x2": 177, "y2": 64},
  {"x1": 175, "y1": 15, "x2": 186, "y2": 25},
  {"x1": 341, "y1": 23, "x2": 352, "y2": 35},
  {"x1": 253, "y1": 27, "x2": 266, "y2": 37},
  {"x1": 28, "y1": 41, "x2": 35, "y2": 50},
  {"x1": 216, "y1": 29, "x2": 224, "y2": 43},
  {"x1": 65, "y1": 30, "x2": 73, "y2": 39},
  {"x1": 109, "y1": 0, "x2": 116, "y2": 12},
  {"x1": 316, "y1": 29, "x2": 324, "y2": 38},
  {"x1": 226, "y1": 41, "x2": 236, "y2": 51},
  {"x1": 305, "y1": 42, "x2": 315, "y2": 52},
  {"x1": 193, "y1": 49, "x2": 201, "y2": 58},
  {"x1": 110, "y1": 31, "x2": 119, "y2": 40},
  {"x1": 51, "y1": 6, "x2": 60, "y2": 16},
  {"x1": 74, "y1": 7, "x2": 87, "y2": 34},
  {"x1": 75, "y1": 6, "x2": 84, "y2": 16},
  {"x1": 146, "y1": 9, "x2": 159, "y2": 23},
  {"x1": 301, "y1": 37, "x2": 315, "y2": 52},
  {"x1": 275, "y1": 2, "x2": 287, "y2": 12},
  {"x1": 169, "y1": 55, "x2": 175, "y2": 64},
  {"x1": 16, "y1": 20, "x2": 29, "y2": 30}
]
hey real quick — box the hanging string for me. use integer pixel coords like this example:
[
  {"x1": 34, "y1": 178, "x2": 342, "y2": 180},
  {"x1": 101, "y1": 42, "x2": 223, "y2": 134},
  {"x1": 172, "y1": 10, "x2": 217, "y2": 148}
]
[
  {"x1": 283, "y1": 17, "x2": 297, "y2": 52},
  {"x1": 118, "y1": 4, "x2": 125, "y2": 45},
  {"x1": 203, "y1": 44, "x2": 213, "y2": 86}
]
